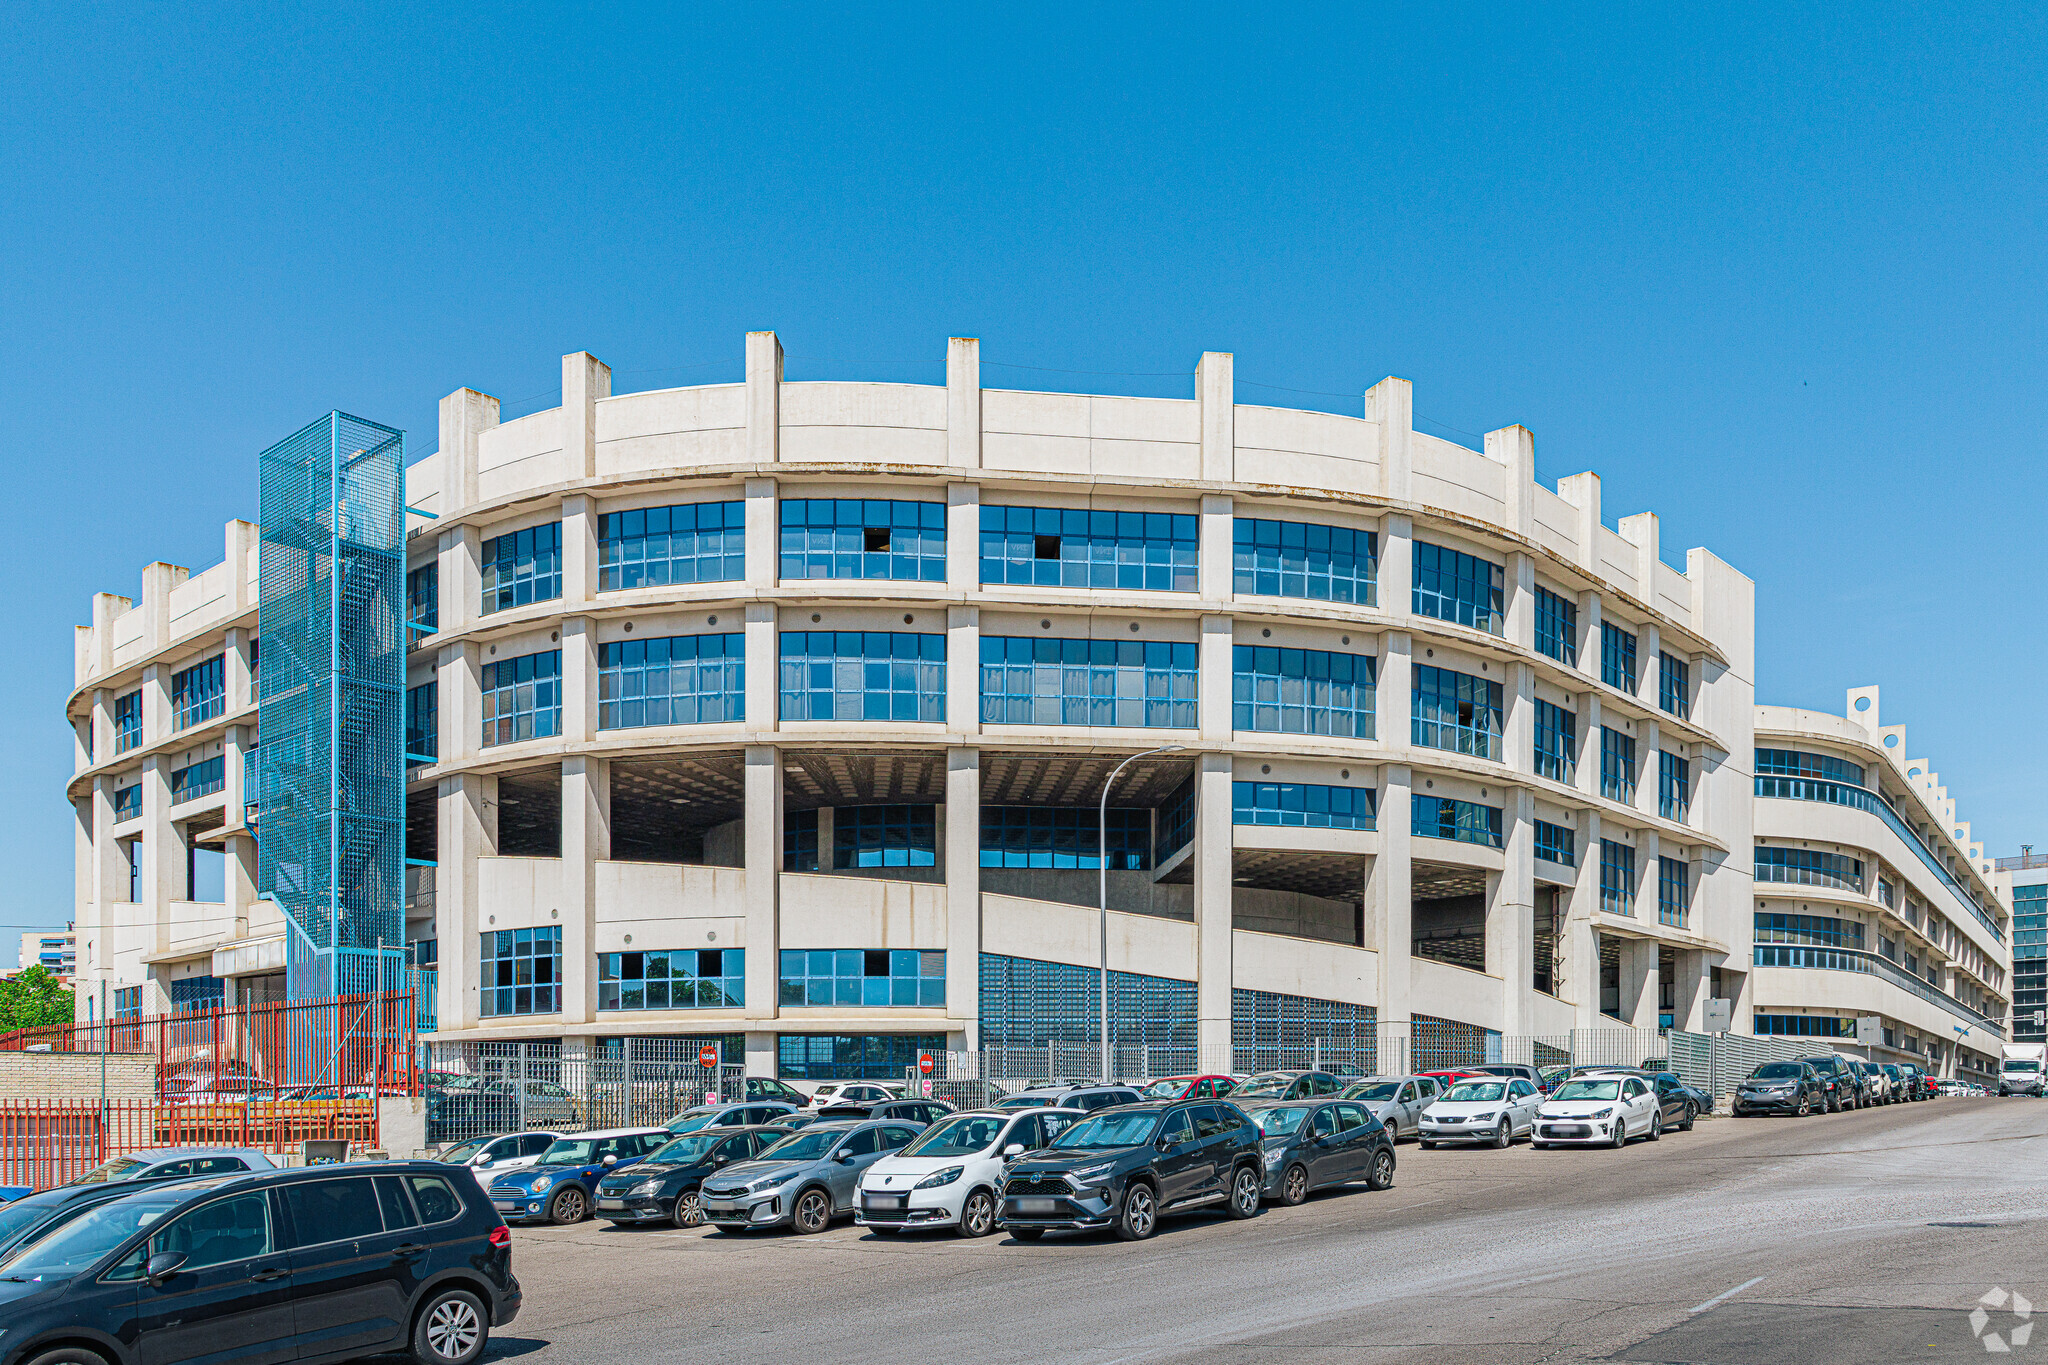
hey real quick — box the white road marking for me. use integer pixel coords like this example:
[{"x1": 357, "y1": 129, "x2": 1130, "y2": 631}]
[{"x1": 1688, "y1": 1274, "x2": 1766, "y2": 1314}]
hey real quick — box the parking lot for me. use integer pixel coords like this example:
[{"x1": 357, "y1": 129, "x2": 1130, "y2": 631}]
[{"x1": 458, "y1": 1096, "x2": 2048, "y2": 1365}]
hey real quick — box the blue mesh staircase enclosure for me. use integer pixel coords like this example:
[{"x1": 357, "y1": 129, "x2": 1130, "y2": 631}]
[{"x1": 258, "y1": 413, "x2": 408, "y2": 1000}]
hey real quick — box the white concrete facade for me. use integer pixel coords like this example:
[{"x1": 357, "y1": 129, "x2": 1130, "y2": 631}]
[
  {"x1": 66, "y1": 335, "x2": 1756, "y2": 1077},
  {"x1": 1752, "y1": 689, "x2": 2012, "y2": 1081}
]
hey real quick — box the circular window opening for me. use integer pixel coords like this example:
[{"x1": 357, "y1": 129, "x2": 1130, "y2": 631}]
[
  {"x1": 1883, "y1": 734, "x2": 1898, "y2": 748},
  {"x1": 1854, "y1": 696, "x2": 1872, "y2": 711}
]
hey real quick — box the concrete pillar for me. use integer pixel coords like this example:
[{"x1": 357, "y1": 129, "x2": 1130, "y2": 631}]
[
  {"x1": 562, "y1": 352, "x2": 611, "y2": 482},
  {"x1": 1504, "y1": 660, "x2": 1534, "y2": 781},
  {"x1": 947, "y1": 338, "x2": 981, "y2": 470},
  {"x1": 225, "y1": 519, "x2": 257, "y2": 616},
  {"x1": 140, "y1": 663, "x2": 169, "y2": 752},
  {"x1": 1198, "y1": 352, "x2": 1234, "y2": 484},
  {"x1": 745, "y1": 1032, "x2": 778, "y2": 1080},
  {"x1": 223, "y1": 722, "x2": 256, "y2": 930},
  {"x1": 746, "y1": 332, "x2": 782, "y2": 465},
  {"x1": 1488, "y1": 425, "x2": 1536, "y2": 539},
  {"x1": 744, "y1": 478, "x2": 779, "y2": 589},
  {"x1": 438, "y1": 524, "x2": 481, "y2": 643},
  {"x1": 946, "y1": 483, "x2": 980, "y2": 594},
  {"x1": 1493, "y1": 787, "x2": 1536, "y2": 1034},
  {"x1": 1673, "y1": 948, "x2": 1711, "y2": 1032},
  {"x1": 1504, "y1": 551, "x2": 1535, "y2": 655},
  {"x1": 1636, "y1": 719, "x2": 1662, "y2": 821},
  {"x1": 1380, "y1": 514, "x2": 1413, "y2": 622},
  {"x1": 437, "y1": 642, "x2": 482, "y2": 768},
  {"x1": 140, "y1": 562, "x2": 183, "y2": 657},
  {"x1": 1617, "y1": 938, "x2": 1661, "y2": 1030},
  {"x1": 1365, "y1": 378, "x2": 1413, "y2": 503},
  {"x1": 1566, "y1": 808, "x2": 1603, "y2": 1026},
  {"x1": 436, "y1": 772, "x2": 496, "y2": 1032},
  {"x1": 946, "y1": 607, "x2": 980, "y2": 736},
  {"x1": 438, "y1": 388, "x2": 499, "y2": 512},
  {"x1": 745, "y1": 604, "x2": 778, "y2": 732},
  {"x1": 1193, "y1": 754, "x2": 1235, "y2": 1072},
  {"x1": 1618, "y1": 511, "x2": 1660, "y2": 609},
  {"x1": 1366, "y1": 765, "x2": 1413, "y2": 1028},
  {"x1": 225, "y1": 627, "x2": 254, "y2": 716},
  {"x1": 1637, "y1": 829, "x2": 1662, "y2": 926},
  {"x1": 91, "y1": 689, "x2": 112, "y2": 772},
  {"x1": 90, "y1": 594, "x2": 128, "y2": 681},
  {"x1": 1197, "y1": 615, "x2": 1234, "y2": 743},
  {"x1": 1379, "y1": 631, "x2": 1412, "y2": 765},
  {"x1": 561, "y1": 495, "x2": 600, "y2": 607},
  {"x1": 743, "y1": 746, "x2": 783, "y2": 1035},
  {"x1": 1575, "y1": 692, "x2": 1603, "y2": 801},
  {"x1": 560, "y1": 616, "x2": 599, "y2": 743},
  {"x1": 945, "y1": 748, "x2": 980, "y2": 1046},
  {"x1": 1199, "y1": 494, "x2": 1234, "y2": 602},
  {"x1": 1637, "y1": 621, "x2": 1662, "y2": 712},
  {"x1": 560, "y1": 756, "x2": 610, "y2": 1025},
  {"x1": 1556, "y1": 471, "x2": 1602, "y2": 576},
  {"x1": 139, "y1": 754, "x2": 180, "y2": 944}
]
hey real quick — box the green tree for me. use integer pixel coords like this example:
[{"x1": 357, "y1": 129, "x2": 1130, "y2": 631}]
[{"x1": 0, "y1": 966, "x2": 75, "y2": 1032}]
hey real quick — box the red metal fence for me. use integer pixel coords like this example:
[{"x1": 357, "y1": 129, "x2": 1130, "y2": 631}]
[{"x1": 0, "y1": 1098, "x2": 380, "y2": 1190}]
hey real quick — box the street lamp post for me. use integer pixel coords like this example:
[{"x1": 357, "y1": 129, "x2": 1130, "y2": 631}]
[{"x1": 1100, "y1": 745, "x2": 1184, "y2": 1082}]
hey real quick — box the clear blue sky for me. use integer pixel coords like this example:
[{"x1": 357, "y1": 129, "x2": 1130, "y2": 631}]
[{"x1": 3, "y1": 5, "x2": 2044, "y2": 945}]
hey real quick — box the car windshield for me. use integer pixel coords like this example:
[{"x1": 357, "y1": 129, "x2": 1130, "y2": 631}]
[
  {"x1": 1252, "y1": 1106, "x2": 1311, "y2": 1135},
  {"x1": 649, "y1": 1134, "x2": 724, "y2": 1163},
  {"x1": 1139, "y1": 1078, "x2": 1191, "y2": 1099},
  {"x1": 1230, "y1": 1073, "x2": 1297, "y2": 1098},
  {"x1": 757, "y1": 1129, "x2": 843, "y2": 1162},
  {"x1": 0, "y1": 1200, "x2": 59, "y2": 1245},
  {"x1": 996, "y1": 1095, "x2": 1052, "y2": 1109},
  {"x1": 2007, "y1": 1061, "x2": 2042, "y2": 1073},
  {"x1": 538, "y1": 1140, "x2": 603, "y2": 1165},
  {"x1": 439, "y1": 1139, "x2": 492, "y2": 1163},
  {"x1": 664, "y1": 1112, "x2": 719, "y2": 1134},
  {"x1": 68, "y1": 1156, "x2": 150, "y2": 1185},
  {"x1": 1553, "y1": 1080, "x2": 1621, "y2": 1101},
  {"x1": 0, "y1": 1195, "x2": 179, "y2": 1282},
  {"x1": 903, "y1": 1115, "x2": 1005, "y2": 1157},
  {"x1": 1751, "y1": 1063, "x2": 1803, "y2": 1080},
  {"x1": 1345, "y1": 1082, "x2": 1400, "y2": 1102},
  {"x1": 1445, "y1": 1083, "x2": 1507, "y2": 1103},
  {"x1": 1050, "y1": 1111, "x2": 1160, "y2": 1148}
]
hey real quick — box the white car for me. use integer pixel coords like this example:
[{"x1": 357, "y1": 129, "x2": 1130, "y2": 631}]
[
  {"x1": 1532, "y1": 1073, "x2": 1663, "y2": 1148},
  {"x1": 435, "y1": 1130, "x2": 563, "y2": 1173},
  {"x1": 809, "y1": 1081, "x2": 897, "y2": 1110},
  {"x1": 855, "y1": 1107, "x2": 1083, "y2": 1237},
  {"x1": 1419, "y1": 1077, "x2": 1544, "y2": 1148}
]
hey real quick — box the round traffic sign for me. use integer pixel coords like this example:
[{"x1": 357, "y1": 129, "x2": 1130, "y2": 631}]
[
  {"x1": 921, "y1": 1078, "x2": 934, "y2": 1097},
  {"x1": 918, "y1": 1052, "x2": 935, "y2": 1075},
  {"x1": 698, "y1": 1045, "x2": 720, "y2": 1069}
]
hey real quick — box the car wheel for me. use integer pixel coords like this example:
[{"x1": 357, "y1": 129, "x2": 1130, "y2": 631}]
[
  {"x1": 548, "y1": 1187, "x2": 588, "y2": 1225},
  {"x1": 24, "y1": 1350, "x2": 111, "y2": 1365},
  {"x1": 1227, "y1": 1166, "x2": 1261, "y2": 1219},
  {"x1": 1419, "y1": 1139, "x2": 1437, "y2": 1150},
  {"x1": 1492, "y1": 1119, "x2": 1512, "y2": 1150},
  {"x1": 1115, "y1": 1182, "x2": 1158, "y2": 1240},
  {"x1": 1008, "y1": 1226, "x2": 1045, "y2": 1241},
  {"x1": 1281, "y1": 1163, "x2": 1310, "y2": 1206},
  {"x1": 1681, "y1": 1102, "x2": 1697, "y2": 1132},
  {"x1": 1531, "y1": 1141, "x2": 1549, "y2": 1150},
  {"x1": 672, "y1": 1192, "x2": 704, "y2": 1229},
  {"x1": 1366, "y1": 1148, "x2": 1395, "y2": 1190},
  {"x1": 957, "y1": 1190, "x2": 996, "y2": 1238},
  {"x1": 1795, "y1": 1096, "x2": 1810, "y2": 1117},
  {"x1": 412, "y1": 1287, "x2": 489, "y2": 1365},
  {"x1": 1611, "y1": 1116, "x2": 1628, "y2": 1148},
  {"x1": 792, "y1": 1189, "x2": 832, "y2": 1235},
  {"x1": 1647, "y1": 1112, "x2": 1662, "y2": 1141}
]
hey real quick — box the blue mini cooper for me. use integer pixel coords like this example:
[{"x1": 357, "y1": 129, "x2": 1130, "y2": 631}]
[{"x1": 487, "y1": 1126, "x2": 670, "y2": 1224}]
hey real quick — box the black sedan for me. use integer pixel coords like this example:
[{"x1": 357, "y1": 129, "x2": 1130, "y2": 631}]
[
  {"x1": 1238, "y1": 1098, "x2": 1395, "y2": 1206},
  {"x1": 1731, "y1": 1061, "x2": 1827, "y2": 1116},
  {"x1": 594, "y1": 1126, "x2": 783, "y2": 1227}
]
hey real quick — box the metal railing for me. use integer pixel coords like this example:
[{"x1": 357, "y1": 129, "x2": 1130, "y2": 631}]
[
  {"x1": 1753, "y1": 945, "x2": 2004, "y2": 1037},
  {"x1": 422, "y1": 1038, "x2": 746, "y2": 1146},
  {"x1": 0, "y1": 1097, "x2": 380, "y2": 1191}
]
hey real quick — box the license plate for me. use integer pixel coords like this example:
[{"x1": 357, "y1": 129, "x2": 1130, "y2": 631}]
[
  {"x1": 1016, "y1": 1198, "x2": 1058, "y2": 1214},
  {"x1": 597, "y1": 1198, "x2": 625, "y2": 1210},
  {"x1": 492, "y1": 1201, "x2": 518, "y2": 1211},
  {"x1": 867, "y1": 1194, "x2": 906, "y2": 1210}
]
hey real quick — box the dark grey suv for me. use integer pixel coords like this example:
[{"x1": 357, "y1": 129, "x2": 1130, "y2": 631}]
[
  {"x1": 1798, "y1": 1055, "x2": 1860, "y2": 1112},
  {"x1": 998, "y1": 1099, "x2": 1263, "y2": 1241}
]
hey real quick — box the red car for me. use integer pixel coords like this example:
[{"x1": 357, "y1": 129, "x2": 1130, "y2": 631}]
[
  {"x1": 1137, "y1": 1074, "x2": 1238, "y2": 1100},
  {"x1": 1417, "y1": 1069, "x2": 1489, "y2": 1093}
]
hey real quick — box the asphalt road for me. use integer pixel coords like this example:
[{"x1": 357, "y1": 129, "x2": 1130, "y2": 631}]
[{"x1": 464, "y1": 1097, "x2": 2048, "y2": 1364}]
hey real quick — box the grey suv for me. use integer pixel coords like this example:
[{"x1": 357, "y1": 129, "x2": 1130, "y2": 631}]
[{"x1": 700, "y1": 1119, "x2": 923, "y2": 1234}]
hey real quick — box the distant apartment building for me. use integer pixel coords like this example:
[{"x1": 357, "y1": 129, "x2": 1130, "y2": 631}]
[
  {"x1": 16, "y1": 927, "x2": 76, "y2": 981},
  {"x1": 1998, "y1": 849, "x2": 2047, "y2": 1043}
]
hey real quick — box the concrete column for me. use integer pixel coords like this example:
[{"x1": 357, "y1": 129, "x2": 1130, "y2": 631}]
[
  {"x1": 1504, "y1": 550, "x2": 1535, "y2": 654},
  {"x1": 91, "y1": 689, "x2": 112, "y2": 772},
  {"x1": 438, "y1": 388, "x2": 499, "y2": 512},
  {"x1": 1636, "y1": 720, "x2": 1662, "y2": 821},
  {"x1": 223, "y1": 722, "x2": 256, "y2": 930},
  {"x1": 947, "y1": 338, "x2": 981, "y2": 470},
  {"x1": 139, "y1": 755, "x2": 180, "y2": 946},
  {"x1": 1365, "y1": 378, "x2": 1413, "y2": 503},
  {"x1": 562, "y1": 352, "x2": 611, "y2": 482},
  {"x1": 746, "y1": 332, "x2": 783, "y2": 464},
  {"x1": 90, "y1": 594, "x2": 127, "y2": 681},
  {"x1": 140, "y1": 562, "x2": 182, "y2": 659},
  {"x1": 1576, "y1": 589, "x2": 1603, "y2": 689},
  {"x1": 437, "y1": 642, "x2": 482, "y2": 768},
  {"x1": 1504, "y1": 660, "x2": 1534, "y2": 780},
  {"x1": 1618, "y1": 511, "x2": 1660, "y2": 609},
  {"x1": 946, "y1": 607, "x2": 980, "y2": 736},
  {"x1": 1199, "y1": 494, "x2": 1234, "y2": 602},
  {"x1": 745, "y1": 604, "x2": 778, "y2": 732},
  {"x1": 560, "y1": 756, "x2": 610, "y2": 1025},
  {"x1": 1672, "y1": 948, "x2": 1711, "y2": 1032},
  {"x1": 141, "y1": 663, "x2": 169, "y2": 752},
  {"x1": 946, "y1": 483, "x2": 980, "y2": 594},
  {"x1": 1365, "y1": 765, "x2": 1413, "y2": 1028},
  {"x1": 1617, "y1": 937, "x2": 1661, "y2": 1030},
  {"x1": 1636, "y1": 829, "x2": 1661, "y2": 926},
  {"x1": 1637, "y1": 621, "x2": 1662, "y2": 712},
  {"x1": 561, "y1": 495, "x2": 600, "y2": 607},
  {"x1": 1197, "y1": 615, "x2": 1234, "y2": 743},
  {"x1": 1574, "y1": 692, "x2": 1602, "y2": 801},
  {"x1": 1488, "y1": 425, "x2": 1536, "y2": 539},
  {"x1": 744, "y1": 476, "x2": 779, "y2": 589},
  {"x1": 1557, "y1": 471, "x2": 1602, "y2": 576},
  {"x1": 437, "y1": 772, "x2": 497, "y2": 1032},
  {"x1": 1198, "y1": 352, "x2": 1234, "y2": 484},
  {"x1": 438, "y1": 524, "x2": 481, "y2": 642},
  {"x1": 745, "y1": 1032, "x2": 778, "y2": 1079},
  {"x1": 1380, "y1": 514, "x2": 1413, "y2": 621},
  {"x1": 1193, "y1": 754, "x2": 1235, "y2": 1072},
  {"x1": 743, "y1": 746, "x2": 783, "y2": 1031},
  {"x1": 225, "y1": 519, "x2": 257, "y2": 616},
  {"x1": 1492, "y1": 787, "x2": 1536, "y2": 1034},
  {"x1": 945, "y1": 748, "x2": 980, "y2": 1046},
  {"x1": 560, "y1": 616, "x2": 599, "y2": 744},
  {"x1": 225, "y1": 626, "x2": 254, "y2": 715},
  {"x1": 1567, "y1": 808, "x2": 1603, "y2": 1026},
  {"x1": 1379, "y1": 631, "x2": 1412, "y2": 760}
]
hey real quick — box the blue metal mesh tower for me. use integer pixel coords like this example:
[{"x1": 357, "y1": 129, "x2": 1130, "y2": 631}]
[{"x1": 258, "y1": 413, "x2": 408, "y2": 1000}]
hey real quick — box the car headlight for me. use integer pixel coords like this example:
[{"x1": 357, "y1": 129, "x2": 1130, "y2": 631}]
[
  {"x1": 1590, "y1": 1108, "x2": 1613, "y2": 1120},
  {"x1": 749, "y1": 1173, "x2": 794, "y2": 1194},
  {"x1": 1066, "y1": 1162, "x2": 1116, "y2": 1185},
  {"x1": 530, "y1": 1176, "x2": 552, "y2": 1193},
  {"x1": 632, "y1": 1179, "x2": 663, "y2": 1196},
  {"x1": 1472, "y1": 1112, "x2": 1499, "y2": 1123},
  {"x1": 915, "y1": 1166, "x2": 964, "y2": 1190}
]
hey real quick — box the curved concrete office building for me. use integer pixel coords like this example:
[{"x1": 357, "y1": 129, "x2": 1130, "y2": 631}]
[
  {"x1": 67, "y1": 334, "x2": 1758, "y2": 1079},
  {"x1": 1752, "y1": 689, "x2": 2011, "y2": 1081}
]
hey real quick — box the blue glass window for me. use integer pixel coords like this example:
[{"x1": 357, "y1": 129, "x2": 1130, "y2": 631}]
[
  {"x1": 1413, "y1": 542, "x2": 1503, "y2": 634},
  {"x1": 778, "y1": 632, "x2": 945, "y2": 722},
  {"x1": 1601, "y1": 728, "x2": 1637, "y2": 804},
  {"x1": 980, "y1": 807, "x2": 1151, "y2": 868},
  {"x1": 835, "y1": 805, "x2": 936, "y2": 868},
  {"x1": 1232, "y1": 646, "x2": 1376, "y2": 737},
  {"x1": 171, "y1": 656, "x2": 225, "y2": 732},
  {"x1": 1411, "y1": 665, "x2": 1502, "y2": 759},
  {"x1": 1659, "y1": 651, "x2": 1689, "y2": 718},
  {"x1": 1755, "y1": 749, "x2": 1864, "y2": 787},
  {"x1": 1658, "y1": 855, "x2": 1690, "y2": 928},
  {"x1": 777, "y1": 1033, "x2": 947, "y2": 1081},
  {"x1": 169, "y1": 976, "x2": 224, "y2": 1013},
  {"x1": 1156, "y1": 777, "x2": 1196, "y2": 864},
  {"x1": 980, "y1": 506, "x2": 1197, "y2": 592},
  {"x1": 481, "y1": 649, "x2": 561, "y2": 746},
  {"x1": 784, "y1": 809, "x2": 820, "y2": 871},
  {"x1": 406, "y1": 681, "x2": 438, "y2": 762},
  {"x1": 114, "y1": 691, "x2": 142, "y2": 754},
  {"x1": 1534, "y1": 820, "x2": 1575, "y2": 867},
  {"x1": 600, "y1": 949, "x2": 745, "y2": 1010},
  {"x1": 481, "y1": 927, "x2": 561, "y2": 1016},
  {"x1": 1755, "y1": 911, "x2": 1865, "y2": 948},
  {"x1": 1534, "y1": 586, "x2": 1577, "y2": 664},
  {"x1": 114, "y1": 783, "x2": 140, "y2": 821},
  {"x1": 1600, "y1": 840, "x2": 1636, "y2": 915},
  {"x1": 598, "y1": 634, "x2": 744, "y2": 728},
  {"x1": 1753, "y1": 1014, "x2": 1855, "y2": 1038},
  {"x1": 1411, "y1": 797, "x2": 1502, "y2": 848},
  {"x1": 780, "y1": 499, "x2": 946, "y2": 582},
  {"x1": 481, "y1": 522, "x2": 562, "y2": 613},
  {"x1": 1755, "y1": 847, "x2": 1863, "y2": 892},
  {"x1": 113, "y1": 987, "x2": 142, "y2": 1020},
  {"x1": 1232, "y1": 782, "x2": 1376, "y2": 830},
  {"x1": 1533, "y1": 698, "x2": 1576, "y2": 783},
  {"x1": 979, "y1": 637, "x2": 1197, "y2": 729},
  {"x1": 406, "y1": 564, "x2": 438, "y2": 637},
  {"x1": 1659, "y1": 750, "x2": 1690, "y2": 822},
  {"x1": 1601, "y1": 622, "x2": 1638, "y2": 692},
  {"x1": 601, "y1": 502, "x2": 745, "y2": 589},
  {"x1": 779, "y1": 949, "x2": 946, "y2": 1007},
  {"x1": 170, "y1": 756, "x2": 224, "y2": 803},
  {"x1": 1233, "y1": 518, "x2": 1376, "y2": 603}
]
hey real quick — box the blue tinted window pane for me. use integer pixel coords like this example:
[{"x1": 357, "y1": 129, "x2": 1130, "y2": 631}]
[
  {"x1": 1231, "y1": 646, "x2": 1376, "y2": 737},
  {"x1": 481, "y1": 522, "x2": 563, "y2": 614},
  {"x1": 1412, "y1": 542, "x2": 1503, "y2": 634},
  {"x1": 598, "y1": 633, "x2": 745, "y2": 729},
  {"x1": 779, "y1": 499, "x2": 946, "y2": 582},
  {"x1": 980, "y1": 504, "x2": 1197, "y2": 592},
  {"x1": 1233, "y1": 518, "x2": 1376, "y2": 604},
  {"x1": 480, "y1": 650, "x2": 563, "y2": 747},
  {"x1": 599, "y1": 501, "x2": 745, "y2": 590},
  {"x1": 777, "y1": 632, "x2": 945, "y2": 723}
]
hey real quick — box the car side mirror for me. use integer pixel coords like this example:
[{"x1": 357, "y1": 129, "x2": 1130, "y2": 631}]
[
  {"x1": 1003, "y1": 1143, "x2": 1025, "y2": 1158},
  {"x1": 836, "y1": 1151, "x2": 856, "y2": 1164},
  {"x1": 601, "y1": 1154, "x2": 618, "y2": 1166},
  {"x1": 146, "y1": 1251, "x2": 187, "y2": 1287},
  {"x1": 476, "y1": 1157, "x2": 493, "y2": 1168}
]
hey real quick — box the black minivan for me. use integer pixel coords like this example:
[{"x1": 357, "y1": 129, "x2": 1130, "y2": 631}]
[{"x1": 0, "y1": 1162, "x2": 518, "y2": 1365}]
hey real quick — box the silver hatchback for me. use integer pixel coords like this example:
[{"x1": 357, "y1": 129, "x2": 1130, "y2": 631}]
[{"x1": 700, "y1": 1118, "x2": 925, "y2": 1234}]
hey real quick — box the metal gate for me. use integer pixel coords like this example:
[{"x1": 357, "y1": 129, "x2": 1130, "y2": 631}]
[{"x1": 424, "y1": 1040, "x2": 747, "y2": 1146}]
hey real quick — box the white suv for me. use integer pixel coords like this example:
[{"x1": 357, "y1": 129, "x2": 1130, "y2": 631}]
[
  {"x1": 856, "y1": 1107, "x2": 1083, "y2": 1237},
  {"x1": 809, "y1": 1081, "x2": 899, "y2": 1109}
]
